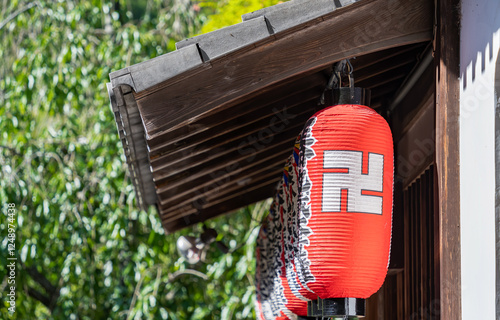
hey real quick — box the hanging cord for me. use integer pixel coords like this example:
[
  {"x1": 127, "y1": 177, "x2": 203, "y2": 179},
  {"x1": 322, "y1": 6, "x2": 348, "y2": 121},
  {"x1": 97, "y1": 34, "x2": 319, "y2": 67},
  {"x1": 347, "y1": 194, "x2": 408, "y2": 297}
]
[
  {"x1": 318, "y1": 63, "x2": 340, "y2": 105},
  {"x1": 337, "y1": 59, "x2": 354, "y2": 89},
  {"x1": 346, "y1": 59, "x2": 354, "y2": 89},
  {"x1": 318, "y1": 59, "x2": 355, "y2": 105}
]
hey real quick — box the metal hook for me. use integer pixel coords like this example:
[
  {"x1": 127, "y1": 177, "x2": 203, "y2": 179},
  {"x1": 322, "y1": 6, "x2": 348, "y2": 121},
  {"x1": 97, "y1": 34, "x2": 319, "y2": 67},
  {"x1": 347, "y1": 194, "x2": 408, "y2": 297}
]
[
  {"x1": 318, "y1": 63, "x2": 340, "y2": 105},
  {"x1": 337, "y1": 59, "x2": 353, "y2": 88},
  {"x1": 346, "y1": 59, "x2": 354, "y2": 75},
  {"x1": 346, "y1": 59, "x2": 354, "y2": 89},
  {"x1": 318, "y1": 59, "x2": 355, "y2": 105}
]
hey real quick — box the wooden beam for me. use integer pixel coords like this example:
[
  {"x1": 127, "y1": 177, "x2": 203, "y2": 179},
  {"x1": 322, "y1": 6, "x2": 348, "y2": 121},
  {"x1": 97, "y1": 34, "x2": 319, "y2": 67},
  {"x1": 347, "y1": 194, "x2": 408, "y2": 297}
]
[
  {"x1": 435, "y1": 0, "x2": 461, "y2": 318},
  {"x1": 358, "y1": 70, "x2": 409, "y2": 92},
  {"x1": 152, "y1": 120, "x2": 305, "y2": 185},
  {"x1": 403, "y1": 187, "x2": 410, "y2": 317},
  {"x1": 420, "y1": 170, "x2": 429, "y2": 315},
  {"x1": 156, "y1": 148, "x2": 290, "y2": 206},
  {"x1": 147, "y1": 72, "x2": 327, "y2": 152},
  {"x1": 353, "y1": 43, "x2": 426, "y2": 74},
  {"x1": 135, "y1": 0, "x2": 433, "y2": 139},
  {"x1": 158, "y1": 166, "x2": 282, "y2": 218},
  {"x1": 149, "y1": 91, "x2": 321, "y2": 166},
  {"x1": 355, "y1": 51, "x2": 418, "y2": 83},
  {"x1": 161, "y1": 179, "x2": 278, "y2": 225},
  {"x1": 162, "y1": 182, "x2": 276, "y2": 232}
]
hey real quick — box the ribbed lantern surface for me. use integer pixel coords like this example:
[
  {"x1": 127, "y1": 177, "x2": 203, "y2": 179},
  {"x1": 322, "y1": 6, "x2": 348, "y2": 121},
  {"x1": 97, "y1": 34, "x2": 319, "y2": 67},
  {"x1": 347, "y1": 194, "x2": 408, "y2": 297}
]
[
  {"x1": 297, "y1": 104, "x2": 394, "y2": 299},
  {"x1": 256, "y1": 102, "x2": 394, "y2": 318}
]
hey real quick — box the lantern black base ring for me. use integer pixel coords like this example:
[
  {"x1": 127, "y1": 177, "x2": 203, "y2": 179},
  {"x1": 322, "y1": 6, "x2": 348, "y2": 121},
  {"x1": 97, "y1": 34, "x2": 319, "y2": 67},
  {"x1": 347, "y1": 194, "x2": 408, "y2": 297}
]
[{"x1": 307, "y1": 297, "x2": 366, "y2": 319}]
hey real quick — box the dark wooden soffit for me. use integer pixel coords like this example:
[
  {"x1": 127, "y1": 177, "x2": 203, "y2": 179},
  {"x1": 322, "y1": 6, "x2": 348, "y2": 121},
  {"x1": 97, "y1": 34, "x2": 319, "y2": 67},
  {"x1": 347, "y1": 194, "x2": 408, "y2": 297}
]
[{"x1": 108, "y1": 0, "x2": 433, "y2": 233}]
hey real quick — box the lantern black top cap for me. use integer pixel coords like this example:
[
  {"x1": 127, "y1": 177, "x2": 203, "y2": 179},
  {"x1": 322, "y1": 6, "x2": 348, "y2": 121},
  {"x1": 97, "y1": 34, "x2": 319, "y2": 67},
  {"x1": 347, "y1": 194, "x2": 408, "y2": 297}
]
[{"x1": 332, "y1": 87, "x2": 371, "y2": 106}]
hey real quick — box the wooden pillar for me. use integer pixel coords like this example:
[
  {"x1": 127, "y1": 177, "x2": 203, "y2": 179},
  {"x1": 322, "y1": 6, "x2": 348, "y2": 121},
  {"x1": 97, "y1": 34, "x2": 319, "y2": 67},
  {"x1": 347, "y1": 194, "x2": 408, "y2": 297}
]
[{"x1": 435, "y1": 0, "x2": 461, "y2": 319}]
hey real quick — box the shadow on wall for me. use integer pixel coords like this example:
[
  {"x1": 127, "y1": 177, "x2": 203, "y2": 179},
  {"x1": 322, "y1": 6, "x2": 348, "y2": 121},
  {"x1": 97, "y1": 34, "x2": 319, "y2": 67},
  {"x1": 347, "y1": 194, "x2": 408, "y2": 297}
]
[{"x1": 460, "y1": 0, "x2": 500, "y2": 89}]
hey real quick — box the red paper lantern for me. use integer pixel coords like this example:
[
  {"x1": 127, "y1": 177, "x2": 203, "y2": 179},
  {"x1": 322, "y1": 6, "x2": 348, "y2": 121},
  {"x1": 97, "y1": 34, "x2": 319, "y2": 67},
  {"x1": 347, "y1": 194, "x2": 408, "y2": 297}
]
[
  {"x1": 296, "y1": 103, "x2": 393, "y2": 305},
  {"x1": 256, "y1": 89, "x2": 393, "y2": 318}
]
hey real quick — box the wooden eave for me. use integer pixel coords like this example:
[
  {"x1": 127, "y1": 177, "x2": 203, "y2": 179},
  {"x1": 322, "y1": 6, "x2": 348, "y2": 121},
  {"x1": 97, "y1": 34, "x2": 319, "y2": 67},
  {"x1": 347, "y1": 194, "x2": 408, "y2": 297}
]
[{"x1": 108, "y1": 0, "x2": 433, "y2": 233}]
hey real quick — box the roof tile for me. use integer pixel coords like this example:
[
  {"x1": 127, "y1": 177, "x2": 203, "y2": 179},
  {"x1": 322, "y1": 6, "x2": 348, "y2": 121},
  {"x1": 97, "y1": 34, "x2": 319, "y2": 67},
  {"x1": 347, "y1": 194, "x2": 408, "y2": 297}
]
[{"x1": 176, "y1": 16, "x2": 272, "y2": 62}]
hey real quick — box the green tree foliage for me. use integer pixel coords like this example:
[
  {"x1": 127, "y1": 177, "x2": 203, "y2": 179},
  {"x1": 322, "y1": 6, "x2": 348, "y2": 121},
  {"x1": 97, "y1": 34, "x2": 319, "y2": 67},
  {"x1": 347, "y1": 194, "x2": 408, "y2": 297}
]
[
  {"x1": 0, "y1": 0, "x2": 281, "y2": 319},
  {"x1": 200, "y1": 0, "x2": 284, "y2": 33}
]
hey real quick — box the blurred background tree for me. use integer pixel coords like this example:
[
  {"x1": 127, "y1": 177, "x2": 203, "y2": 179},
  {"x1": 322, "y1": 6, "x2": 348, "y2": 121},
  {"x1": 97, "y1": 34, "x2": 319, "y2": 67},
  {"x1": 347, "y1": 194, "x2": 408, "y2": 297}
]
[
  {"x1": 0, "y1": 0, "x2": 281, "y2": 319},
  {"x1": 200, "y1": 0, "x2": 282, "y2": 33}
]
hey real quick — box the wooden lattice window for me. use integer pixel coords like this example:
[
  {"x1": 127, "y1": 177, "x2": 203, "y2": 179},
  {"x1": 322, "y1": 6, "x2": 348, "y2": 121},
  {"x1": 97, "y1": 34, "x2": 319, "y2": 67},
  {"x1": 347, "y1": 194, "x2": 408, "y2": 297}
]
[{"x1": 403, "y1": 166, "x2": 440, "y2": 319}]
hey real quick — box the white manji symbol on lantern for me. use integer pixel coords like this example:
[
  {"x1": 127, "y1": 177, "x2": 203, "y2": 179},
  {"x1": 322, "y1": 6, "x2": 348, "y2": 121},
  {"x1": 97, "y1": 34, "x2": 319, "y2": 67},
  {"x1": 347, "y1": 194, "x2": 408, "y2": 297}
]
[{"x1": 322, "y1": 150, "x2": 384, "y2": 214}]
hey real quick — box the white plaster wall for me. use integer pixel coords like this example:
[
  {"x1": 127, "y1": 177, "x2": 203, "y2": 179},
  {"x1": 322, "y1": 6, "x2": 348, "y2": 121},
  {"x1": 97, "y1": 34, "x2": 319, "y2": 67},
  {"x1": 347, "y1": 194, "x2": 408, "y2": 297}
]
[{"x1": 460, "y1": 0, "x2": 500, "y2": 319}]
